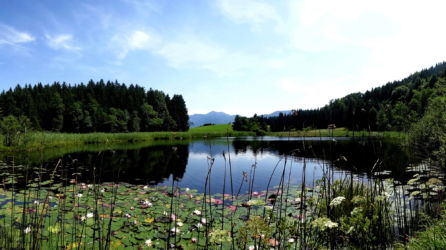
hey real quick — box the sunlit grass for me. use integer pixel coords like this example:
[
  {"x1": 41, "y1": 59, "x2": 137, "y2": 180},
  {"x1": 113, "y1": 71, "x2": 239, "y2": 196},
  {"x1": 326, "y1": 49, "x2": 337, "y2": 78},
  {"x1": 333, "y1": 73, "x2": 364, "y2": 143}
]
[
  {"x1": 188, "y1": 124, "x2": 234, "y2": 133},
  {"x1": 267, "y1": 127, "x2": 407, "y2": 140},
  {"x1": 0, "y1": 127, "x2": 254, "y2": 151}
]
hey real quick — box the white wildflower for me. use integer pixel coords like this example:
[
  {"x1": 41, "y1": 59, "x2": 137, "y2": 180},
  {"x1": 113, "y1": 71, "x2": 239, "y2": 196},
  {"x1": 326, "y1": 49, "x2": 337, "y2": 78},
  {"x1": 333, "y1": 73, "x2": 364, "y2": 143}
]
[
  {"x1": 325, "y1": 220, "x2": 338, "y2": 229},
  {"x1": 24, "y1": 226, "x2": 31, "y2": 234},
  {"x1": 185, "y1": 188, "x2": 190, "y2": 192},
  {"x1": 311, "y1": 217, "x2": 338, "y2": 231},
  {"x1": 143, "y1": 200, "x2": 152, "y2": 207},
  {"x1": 86, "y1": 212, "x2": 94, "y2": 218},
  {"x1": 329, "y1": 196, "x2": 346, "y2": 207},
  {"x1": 171, "y1": 228, "x2": 180, "y2": 234},
  {"x1": 288, "y1": 238, "x2": 295, "y2": 243},
  {"x1": 76, "y1": 193, "x2": 83, "y2": 198},
  {"x1": 177, "y1": 221, "x2": 184, "y2": 227},
  {"x1": 33, "y1": 200, "x2": 40, "y2": 205},
  {"x1": 201, "y1": 218, "x2": 207, "y2": 224},
  {"x1": 145, "y1": 239, "x2": 152, "y2": 246},
  {"x1": 143, "y1": 185, "x2": 149, "y2": 190},
  {"x1": 80, "y1": 216, "x2": 86, "y2": 221},
  {"x1": 196, "y1": 223, "x2": 203, "y2": 228},
  {"x1": 193, "y1": 209, "x2": 201, "y2": 215}
]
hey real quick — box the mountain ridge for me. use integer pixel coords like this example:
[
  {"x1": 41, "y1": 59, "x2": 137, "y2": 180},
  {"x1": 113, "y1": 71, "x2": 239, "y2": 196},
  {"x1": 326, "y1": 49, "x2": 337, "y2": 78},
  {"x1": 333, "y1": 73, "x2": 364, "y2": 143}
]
[{"x1": 189, "y1": 110, "x2": 292, "y2": 127}]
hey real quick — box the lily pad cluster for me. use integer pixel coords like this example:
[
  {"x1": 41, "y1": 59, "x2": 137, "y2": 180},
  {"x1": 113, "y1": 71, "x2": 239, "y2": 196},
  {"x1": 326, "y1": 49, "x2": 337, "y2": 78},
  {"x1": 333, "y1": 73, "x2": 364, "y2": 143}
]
[{"x1": 0, "y1": 181, "x2": 313, "y2": 249}]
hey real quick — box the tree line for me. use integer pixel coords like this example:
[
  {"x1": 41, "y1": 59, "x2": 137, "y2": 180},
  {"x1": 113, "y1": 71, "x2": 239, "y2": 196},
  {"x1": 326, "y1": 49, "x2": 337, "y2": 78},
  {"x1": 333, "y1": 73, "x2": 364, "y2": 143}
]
[
  {"x1": 0, "y1": 80, "x2": 189, "y2": 134},
  {"x1": 234, "y1": 62, "x2": 446, "y2": 133}
]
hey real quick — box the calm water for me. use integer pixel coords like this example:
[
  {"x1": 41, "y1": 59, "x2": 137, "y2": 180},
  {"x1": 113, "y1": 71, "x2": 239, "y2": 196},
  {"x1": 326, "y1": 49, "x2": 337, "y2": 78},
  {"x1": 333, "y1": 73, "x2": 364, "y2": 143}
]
[{"x1": 1, "y1": 136, "x2": 413, "y2": 194}]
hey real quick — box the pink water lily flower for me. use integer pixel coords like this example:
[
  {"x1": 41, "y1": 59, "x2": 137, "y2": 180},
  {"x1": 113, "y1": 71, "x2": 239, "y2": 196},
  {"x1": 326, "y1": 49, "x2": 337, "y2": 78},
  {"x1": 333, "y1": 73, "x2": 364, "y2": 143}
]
[{"x1": 228, "y1": 205, "x2": 237, "y2": 212}]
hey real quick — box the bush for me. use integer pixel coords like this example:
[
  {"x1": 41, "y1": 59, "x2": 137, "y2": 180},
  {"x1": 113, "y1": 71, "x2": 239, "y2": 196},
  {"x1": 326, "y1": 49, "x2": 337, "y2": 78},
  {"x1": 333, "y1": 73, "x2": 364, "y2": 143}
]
[
  {"x1": 0, "y1": 115, "x2": 31, "y2": 146},
  {"x1": 407, "y1": 209, "x2": 446, "y2": 249},
  {"x1": 409, "y1": 96, "x2": 446, "y2": 167}
]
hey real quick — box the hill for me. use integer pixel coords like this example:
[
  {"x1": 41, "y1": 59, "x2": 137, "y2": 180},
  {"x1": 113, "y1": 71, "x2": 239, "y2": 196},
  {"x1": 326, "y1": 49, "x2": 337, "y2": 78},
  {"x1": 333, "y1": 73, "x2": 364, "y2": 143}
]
[
  {"x1": 261, "y1": 110, "x2": 292, "y2": 118},
  {"x1": 234, "y1": 62, "x2": 446, "y2": 132}
]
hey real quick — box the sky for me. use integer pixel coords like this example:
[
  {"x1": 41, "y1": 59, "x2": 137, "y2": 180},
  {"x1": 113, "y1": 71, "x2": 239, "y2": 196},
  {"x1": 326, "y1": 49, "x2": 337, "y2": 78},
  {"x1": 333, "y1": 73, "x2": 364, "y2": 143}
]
[{"x1": 1, "y1": 0, "x2": 446, "y2": 116}]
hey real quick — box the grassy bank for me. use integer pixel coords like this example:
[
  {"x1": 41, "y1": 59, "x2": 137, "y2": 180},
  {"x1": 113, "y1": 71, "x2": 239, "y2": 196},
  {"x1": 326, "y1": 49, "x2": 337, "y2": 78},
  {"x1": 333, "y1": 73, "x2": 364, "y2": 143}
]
[
  {"x1": 266, "y1": 127, "x2": 407, "y2": 139},
  {"x1": 0, "y1": 124, "x2": 407, "y2": 152},
  {"x1": 0, "y1": 125, "x2": 255, "y2": 151}
]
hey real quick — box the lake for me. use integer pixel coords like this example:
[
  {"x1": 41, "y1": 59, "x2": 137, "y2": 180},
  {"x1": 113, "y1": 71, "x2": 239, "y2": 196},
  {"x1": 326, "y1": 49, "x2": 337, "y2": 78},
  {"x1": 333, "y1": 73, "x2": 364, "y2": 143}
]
[
  {"x1": 2, "y1": 136, "x2": 444, "y2": 249},
  {"x1": 1, "y1": 136, "x2": 413, "y2": 194}
]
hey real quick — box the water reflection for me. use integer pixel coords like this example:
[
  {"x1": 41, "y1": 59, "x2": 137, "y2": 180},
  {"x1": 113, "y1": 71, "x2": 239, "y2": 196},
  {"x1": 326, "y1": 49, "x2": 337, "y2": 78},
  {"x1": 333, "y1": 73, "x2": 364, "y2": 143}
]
[{"x1": 1, "y1": 137, "x2": 413, "y2": 194}]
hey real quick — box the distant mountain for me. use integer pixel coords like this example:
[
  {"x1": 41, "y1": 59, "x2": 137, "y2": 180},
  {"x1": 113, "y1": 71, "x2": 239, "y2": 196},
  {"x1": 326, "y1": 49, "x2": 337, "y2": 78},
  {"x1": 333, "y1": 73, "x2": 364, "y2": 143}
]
[
  {"x1": 262, "y1": 110, "x2": 292, "y2": 118},
  {"x1": 189, "y1": 111, "x2": 235, "y2": 127}
]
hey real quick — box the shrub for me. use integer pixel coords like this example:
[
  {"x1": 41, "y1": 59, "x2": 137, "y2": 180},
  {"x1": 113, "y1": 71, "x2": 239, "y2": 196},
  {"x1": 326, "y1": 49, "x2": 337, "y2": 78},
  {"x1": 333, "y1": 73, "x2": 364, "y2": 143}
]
[{"x1": 409, "y1": 96, "x2": 446, "y2": 167}]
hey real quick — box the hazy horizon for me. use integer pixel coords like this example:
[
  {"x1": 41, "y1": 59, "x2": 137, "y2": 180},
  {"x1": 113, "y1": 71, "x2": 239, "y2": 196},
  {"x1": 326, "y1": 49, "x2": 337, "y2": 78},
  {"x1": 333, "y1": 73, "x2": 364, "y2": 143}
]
[{"x1": 1, "y1": 0, "x2": 446, "y2": 116}]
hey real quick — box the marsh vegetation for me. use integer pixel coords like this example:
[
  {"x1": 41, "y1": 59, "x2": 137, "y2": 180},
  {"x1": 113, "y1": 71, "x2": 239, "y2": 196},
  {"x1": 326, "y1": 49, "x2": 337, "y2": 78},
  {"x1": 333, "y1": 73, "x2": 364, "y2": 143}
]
[{"x1": 1, "y1": 137, "x2": 444, "y2": 249}]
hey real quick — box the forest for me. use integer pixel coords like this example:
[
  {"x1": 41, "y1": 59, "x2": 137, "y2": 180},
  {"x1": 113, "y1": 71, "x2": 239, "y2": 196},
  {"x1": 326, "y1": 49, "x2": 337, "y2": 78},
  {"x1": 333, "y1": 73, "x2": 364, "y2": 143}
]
[
  {"x1": 234, "y1": 62, "x2": 446, "y2": 133},
  {"x1": 0, "y1": 80, "x2": 189, "y2": 133}
]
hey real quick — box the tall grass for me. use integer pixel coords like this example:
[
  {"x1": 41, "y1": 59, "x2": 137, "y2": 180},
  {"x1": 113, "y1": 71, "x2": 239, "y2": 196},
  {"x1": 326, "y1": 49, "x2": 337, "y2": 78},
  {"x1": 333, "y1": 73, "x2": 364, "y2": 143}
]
[
  {"x1": 406, "y1": 207, "x2": 446, "y2": 249},
  {"x1": 267, "y1": 127, "x2": 408, "y2": 140},
  {"x1": 0, "y1": 125, "x2": 255, "y2": 152}
]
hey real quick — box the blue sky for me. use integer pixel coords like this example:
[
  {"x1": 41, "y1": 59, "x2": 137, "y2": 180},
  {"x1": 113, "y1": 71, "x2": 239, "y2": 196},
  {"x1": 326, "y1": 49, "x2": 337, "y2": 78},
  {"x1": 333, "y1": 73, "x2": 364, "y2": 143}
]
[{"x1": 1, "y1": 0, "x2": 446, "y2": 116}]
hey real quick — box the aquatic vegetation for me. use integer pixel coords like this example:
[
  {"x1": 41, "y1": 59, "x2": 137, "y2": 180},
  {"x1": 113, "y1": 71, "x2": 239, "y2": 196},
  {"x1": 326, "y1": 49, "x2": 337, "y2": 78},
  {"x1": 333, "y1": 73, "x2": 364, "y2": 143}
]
[
  {"x1": 0, "y1": 181, "x2": 308, "y2": 249},
  {"x1": 0, "y1": 174, "x2": 401, "y2": 249}
]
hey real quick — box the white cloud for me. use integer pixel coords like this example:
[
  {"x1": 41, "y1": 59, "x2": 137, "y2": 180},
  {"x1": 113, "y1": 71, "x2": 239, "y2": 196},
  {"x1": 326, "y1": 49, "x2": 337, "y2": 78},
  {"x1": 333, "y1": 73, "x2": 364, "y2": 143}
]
[
  {"x1": 46, "y1": 34, "x2": 81, "y2": 51},
  {"x1": 112, "y1": 30, "x2": 260, "y2": 75},
  {"x1": 286, "y1": 0, "x2": 446, "y2": 91},
  {"x1": 357, "y1": 0, "x2": 446, "y2": 84},
  {"x1": 112, "y1": 30, "x2": 159, "y2": 59},
  {"x1": 216, "y1": 0, "x2": 281, "y2": 26},
  {"x1": 0, "y1": 24, "x2": 34, "y2": 46},
  {"x1": 129, "y1": 31, "x2": 157, "y2": 50},
  {"x1": 156, "y1": 37, "x2": 256, "y2": 75},
  {"x1": 157, "y1": 38, "x2": 224, "y2": 67}
]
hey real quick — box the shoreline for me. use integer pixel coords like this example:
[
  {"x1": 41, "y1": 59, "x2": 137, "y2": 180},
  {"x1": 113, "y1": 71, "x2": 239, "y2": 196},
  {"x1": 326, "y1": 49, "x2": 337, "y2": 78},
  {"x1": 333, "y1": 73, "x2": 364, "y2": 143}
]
[{"x1": 0, "y1": 127, "x2": 406, "y2": 152}]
